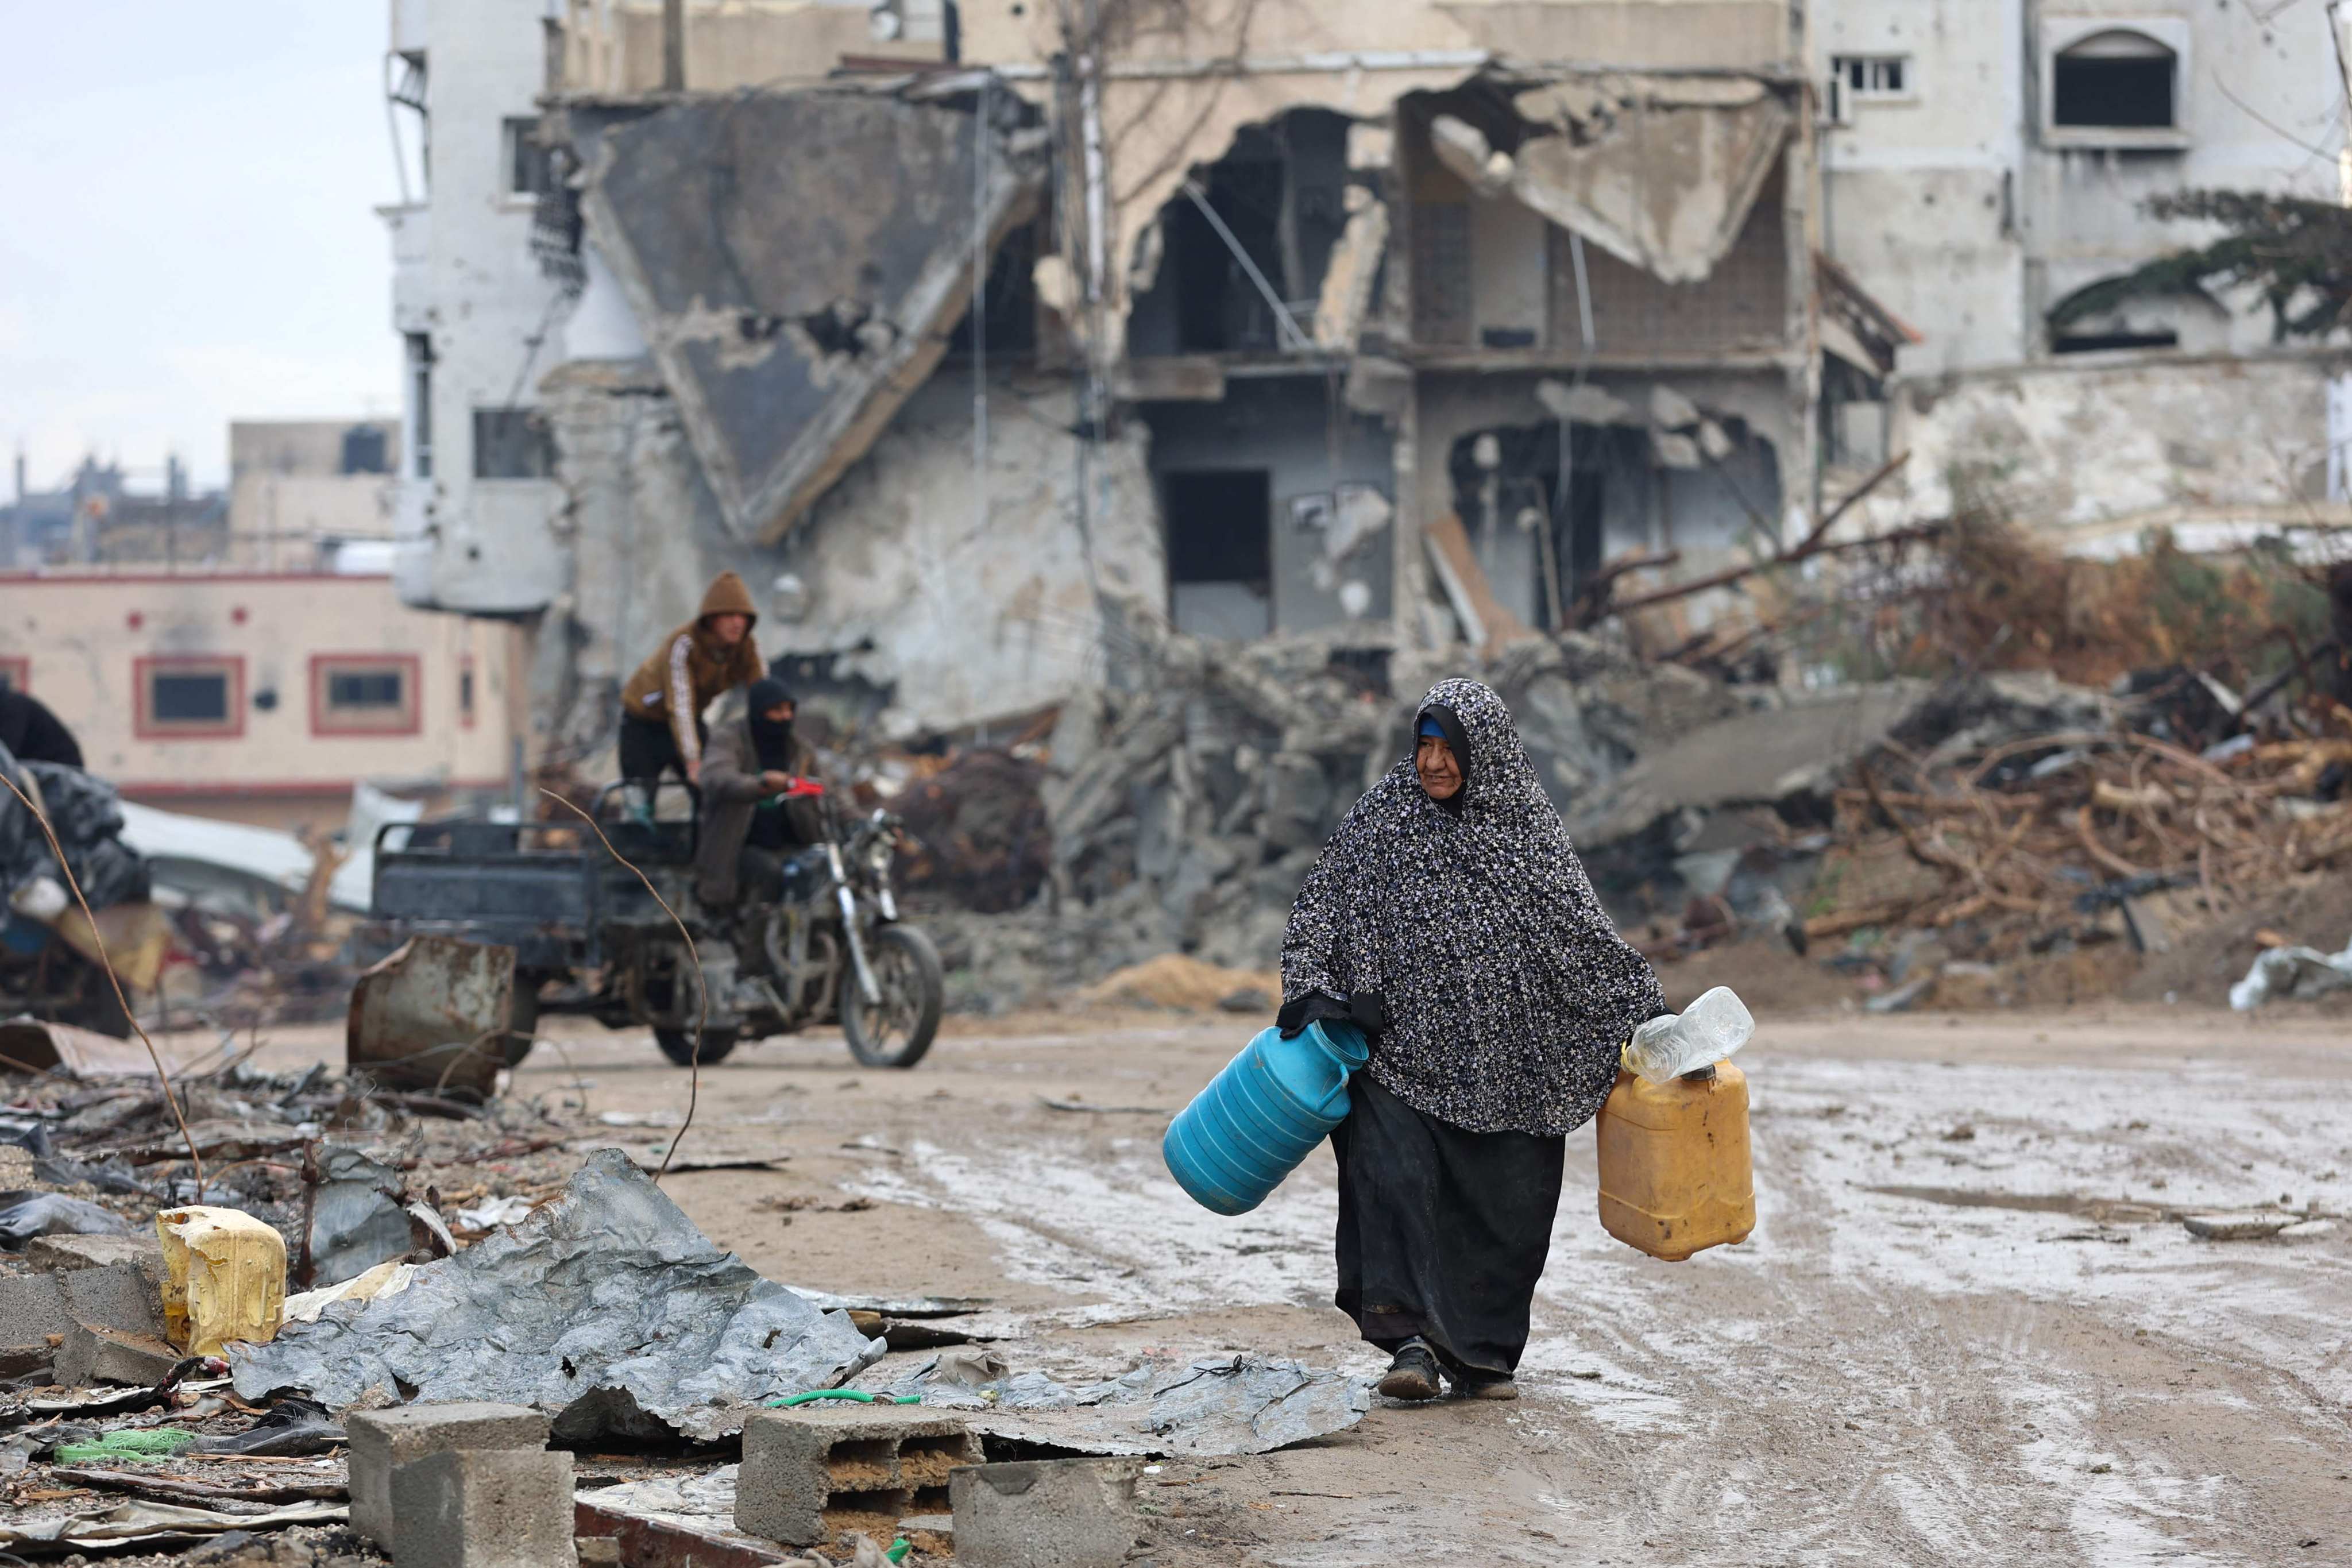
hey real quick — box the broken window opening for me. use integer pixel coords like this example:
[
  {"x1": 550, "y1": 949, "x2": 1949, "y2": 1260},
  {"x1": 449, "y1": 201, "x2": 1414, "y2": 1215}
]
[
  {"x1": 2051, "y1": 329, "x2": 2179, "y2": 354},
  {"x1": 1828, "y1": 55, "x2": 1911, "y2": 125},
  {"x1": 472, "y1": 408, "x2": 555, "y2": 481},
  {"x1": 405, "y1": 334, "x2": 435, "y2": 481},
  {"x1": 386, "y1": 51, "x2": 430, "y2": 202},
  {"x1": 2053, "y1": 32, "x2": 2176, "y2": 129},
  {"x1": 947, "y1": 218, "x2": 1039, "y2": 358},
  {"x1": 1164, "y1": 469, "x2": 1273, "y2": 639},
  {"x1": 1446, "y1": 425, "x2": 1609, "y2": 631},
  {"x1": 1129, "y1": 110, "x2": 1353, "y2": 357},
  {"x1": 504, "y1": 116, "x2": 557, "y2": 198}
]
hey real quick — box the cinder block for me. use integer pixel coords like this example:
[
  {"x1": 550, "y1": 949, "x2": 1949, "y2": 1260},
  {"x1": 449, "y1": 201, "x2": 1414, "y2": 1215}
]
[
  {"x1": 59, "y1": 1261, "x2": 163, "y2": 1337},
  {"x1": 347, "y1": 1401, "x2": 550, "y2": 1546},
  {"x1": 56, "y1": 1322, "x2": 180, "y2": 1387},
  {"x1": 390, "y1": 1446, "x2": 577, "y2": 1568},
  {"x1": 0, "y1": 1272, "x2": 72, "y2": 1368},
  {"x1": 735, "y1": 1404, "x2": 981, "y2": 1547},
  {"x1": 951, "y1": 1458, "x2": 1144, "y2": 1568},
  {"x1": 27, "y1": 1232, "x2": 168, "y2": 1287}
]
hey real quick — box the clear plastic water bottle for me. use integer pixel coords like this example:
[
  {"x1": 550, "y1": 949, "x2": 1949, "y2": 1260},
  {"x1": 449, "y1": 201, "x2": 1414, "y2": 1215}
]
[{"x1": 1624, "y1": 986, "x2": 1755, "y2": 1084}]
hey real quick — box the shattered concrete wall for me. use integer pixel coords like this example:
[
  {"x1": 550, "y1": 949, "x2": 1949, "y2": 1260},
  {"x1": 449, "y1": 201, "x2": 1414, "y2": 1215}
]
[
  {"x1": 538, "y1": 359, "x2": 1161, "y2": 754},
  {"x1": 576, "y1": 89, "x2": 1046, "y2": 545},
  {"x1": 1138, "y1": 378, "x2": 1397, "y2": 636},
  {"x1": 1884, "y1": 352, "x2": 2351, "y2": 550},
  {"x1": 558, "y1": 0, "x2": 947, "y2": 94},
  {"x1": 1416, "y1": 366, "x2": 1798, "y2": 626}
]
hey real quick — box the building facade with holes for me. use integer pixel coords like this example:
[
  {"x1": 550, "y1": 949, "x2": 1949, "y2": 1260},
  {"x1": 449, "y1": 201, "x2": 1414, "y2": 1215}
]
[
  {"x1": 387, "y1": 1, "x2": 2352, "y2": 752},
  {"x1": 0, "y1": 570, "x2": 527, "y2": 833},
  {"x1": 1817, "y1": 0, "x2": 2352, "y2": 550},
  {"x1": 381, "y1": 0, "x2": 575, "y2": 619}
]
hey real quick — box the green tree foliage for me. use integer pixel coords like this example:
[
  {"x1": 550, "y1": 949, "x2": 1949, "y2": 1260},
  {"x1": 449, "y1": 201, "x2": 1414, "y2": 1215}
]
[{"x1": 2048, "y1": 190, "x2": 2352, "y2": 341}]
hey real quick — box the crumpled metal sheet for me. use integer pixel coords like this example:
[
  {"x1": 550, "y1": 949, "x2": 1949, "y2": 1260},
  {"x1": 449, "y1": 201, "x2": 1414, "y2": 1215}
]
[
  {"x1": 307, "y1": 1145, "x2": 413, "y2": 1288},
  {"x1": 0, "y1": 1499, "x2": 347, "y2": 1553},
  {"x1": 875, "y1": 1353, "x2": 1372, "y2": 1457},
  {"x1": 229, "y1": 1150, "x2": 885, "y2": 1441}
]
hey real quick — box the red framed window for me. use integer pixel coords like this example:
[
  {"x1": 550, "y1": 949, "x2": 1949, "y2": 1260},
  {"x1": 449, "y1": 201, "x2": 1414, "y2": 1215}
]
[
  {"x1": 311, "y1": 654, "x2": 422, "y2": 737},
  {"x1": 134, "y1": 655, "x2": 245, "y2": 740},
  {"x1": 0, "y1": 657, "x2": 27, "y2": 694}
]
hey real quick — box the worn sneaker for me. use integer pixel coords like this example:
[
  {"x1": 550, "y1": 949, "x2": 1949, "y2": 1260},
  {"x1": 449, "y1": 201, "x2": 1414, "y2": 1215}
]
[
  {"x1": 1451, "y1": 1373, "x2": 1520, "y2": 1401},
  {"x1": 1377, "y1": 1338, "x2": 1443, "y2": 1402}
]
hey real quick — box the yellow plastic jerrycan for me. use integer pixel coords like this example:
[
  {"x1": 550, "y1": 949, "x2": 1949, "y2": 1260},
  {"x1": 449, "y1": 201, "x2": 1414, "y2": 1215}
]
[
  {"x1": 158, "y1": 1206, "x2": 287, "y2": 1355},
  {"x1": 1595, "y1": 1061, "x2": 1755, "y2": 1262}
]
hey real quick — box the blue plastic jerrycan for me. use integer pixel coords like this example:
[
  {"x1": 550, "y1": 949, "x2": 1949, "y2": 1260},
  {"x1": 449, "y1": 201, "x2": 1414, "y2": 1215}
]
[{"x1": 1163, "y1": 1020, "x2": 1370, "y2": 1215}]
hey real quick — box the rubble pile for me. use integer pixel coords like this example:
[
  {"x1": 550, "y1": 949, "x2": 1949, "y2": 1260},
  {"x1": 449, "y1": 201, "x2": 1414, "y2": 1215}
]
[{"x1": 932, "y1": 628, "x2": 1736, "y2": 998}]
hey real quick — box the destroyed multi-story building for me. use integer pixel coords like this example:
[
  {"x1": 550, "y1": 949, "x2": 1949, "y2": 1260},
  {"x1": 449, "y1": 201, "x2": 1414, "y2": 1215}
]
[{"x1": 377, "y1": 0, "x2": 2348, "y2": 758}]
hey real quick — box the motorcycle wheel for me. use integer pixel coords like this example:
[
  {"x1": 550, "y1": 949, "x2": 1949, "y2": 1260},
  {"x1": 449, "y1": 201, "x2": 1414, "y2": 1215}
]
[
  {"x1": 655, "y1": 1026, "x2": 741, "y2": 1067},
  {"x1": 840, "y1": 925, "x2": 943, "y2": 1069}
]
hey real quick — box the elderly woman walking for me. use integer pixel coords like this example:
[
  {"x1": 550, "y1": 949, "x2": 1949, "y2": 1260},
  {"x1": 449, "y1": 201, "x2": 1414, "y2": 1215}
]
[{"x1": 1279, "y1": 677, "x2": 1666, "y2": 1401}]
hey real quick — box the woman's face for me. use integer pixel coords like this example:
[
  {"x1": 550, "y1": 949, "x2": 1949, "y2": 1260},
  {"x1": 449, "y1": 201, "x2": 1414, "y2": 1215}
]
[{"x1": 1416, "y1": 735, "x2": 1463, "y2": 801}]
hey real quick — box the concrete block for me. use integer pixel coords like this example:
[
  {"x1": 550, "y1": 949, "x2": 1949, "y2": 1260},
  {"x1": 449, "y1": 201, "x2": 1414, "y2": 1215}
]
[
  {"x1": 0, "y1": 1272, "x2": 72, "y2": 1369},
  {"x1": 950, "y1": 1458, "x2": 1144, "y2": 1568},
  {"x1": 60, "y1": 1261, "x2": 164, "y2": 1336},
  {"x1": 347, "y1": 1401, "x2": 550, "y2": 1546},
  {"x1": 575, "y1": 1539, "x2": 621, "y2": 1566},
  {"x1": 735, "y1": 1404, "x2": 980, "y2": 1547},
  {"x1": 56, "y1": 1322, "x2": 180, "y2": 1387},
  {"x1": 25, "y1": 1233, "x2": 167, "y2": 1280},
  {"x1": 391, "y1": 1447, "x2": 576, "y2": 1568},
  {"x1": 25, "y1": 1241, "x2": 164, "y2": 1279}
]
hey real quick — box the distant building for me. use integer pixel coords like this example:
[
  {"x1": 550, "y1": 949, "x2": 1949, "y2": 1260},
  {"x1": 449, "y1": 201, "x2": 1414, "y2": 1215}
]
[
  {"x1": 1, "y1": 455, "x2": 225, "y2": 569},
  {"x1": 0, "y1": 566, "x2": 526, "y2": 834},
  {"x1": 226, "y1": 419, "x2": 401, "y2": 571}
]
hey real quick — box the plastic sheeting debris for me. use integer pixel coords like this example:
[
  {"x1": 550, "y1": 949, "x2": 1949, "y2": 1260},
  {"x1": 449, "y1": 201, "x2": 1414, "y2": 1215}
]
[
  {"x1": 2228, "y1": 936, "x2": 2352, "y2": 1010},
  {"x1": 229, "y1": 1149, "x2": 885, "y2": 1441},
  {"x1": 872, "y1": 1353, "x2": 1372, "y2": 1457},
  {"x1": 0, "y1": 1192, "x2": 132, "y2": 1249}
]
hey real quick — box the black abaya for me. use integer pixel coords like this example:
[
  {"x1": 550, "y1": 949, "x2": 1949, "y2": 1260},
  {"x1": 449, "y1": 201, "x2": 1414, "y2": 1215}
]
[{"x1": 1329, "y1": 1074, "x2": 1565, "y2": 1379}]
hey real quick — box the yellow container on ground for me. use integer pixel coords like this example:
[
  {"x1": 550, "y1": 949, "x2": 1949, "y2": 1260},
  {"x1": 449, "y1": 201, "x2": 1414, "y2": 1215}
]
[
  {"x1": 1595, "y1": 1061, "x2": 1755, "y2": 1262},
  {"x1": 157, "y1": 1206, "x2": 287, "y2": 1355}
]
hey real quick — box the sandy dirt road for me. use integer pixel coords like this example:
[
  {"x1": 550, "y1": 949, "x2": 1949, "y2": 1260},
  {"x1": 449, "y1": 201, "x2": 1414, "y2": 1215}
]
[{"x1": 257, "y1": 1003, "x2": 2351, "y2": 1565}]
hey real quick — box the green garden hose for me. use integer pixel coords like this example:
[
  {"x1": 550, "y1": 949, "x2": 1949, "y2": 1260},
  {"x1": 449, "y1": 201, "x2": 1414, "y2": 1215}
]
[{"x1": 767, "y1": 1389, "x2": 921, "y2": 1408}]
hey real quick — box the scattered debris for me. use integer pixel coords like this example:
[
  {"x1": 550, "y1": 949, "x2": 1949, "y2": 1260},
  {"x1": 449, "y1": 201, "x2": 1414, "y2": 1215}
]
[
  {"x1": 229, "y1": 1150, "x2": 884, "y2": 1441},
  {"x1": 2181, "y1": 1212, "x2": 2299, "y2": 1241},
  {"x1": 872, "y1": 1352, "x2": 1373, "y2": 1458}
]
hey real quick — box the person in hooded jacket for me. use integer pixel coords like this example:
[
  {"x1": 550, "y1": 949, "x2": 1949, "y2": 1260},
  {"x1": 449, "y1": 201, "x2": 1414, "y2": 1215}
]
[
  {"x1": 618, "y1": 570, "x2": 764, "y2": 794},
  {"x1": 1279, "y1": 677, "x2": 1666, "y2": 1403},
  {"x1": 693, "y1": 678, "x2": 828, "y2": 912}
]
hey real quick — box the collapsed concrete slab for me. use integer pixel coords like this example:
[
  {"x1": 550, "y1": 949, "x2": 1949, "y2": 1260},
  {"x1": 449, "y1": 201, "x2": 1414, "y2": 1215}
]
[
  {"x1": 577, "y1": 83, "x2": 1047, "y2": 544},
  {"x1": 229, "y1": 1150, "x2": 885, "y2": 1442},
  {"x1": 1506, "y1": 74, "x2": 1795, "y2": 285}
]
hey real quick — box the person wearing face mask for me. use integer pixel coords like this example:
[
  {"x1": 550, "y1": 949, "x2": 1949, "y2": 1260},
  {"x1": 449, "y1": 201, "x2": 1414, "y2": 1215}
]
[
  {"x1": 1278, "y1": 678, "x2": 1666, "y2": 1403},
  {"x1": 618, "y1": 570, "x2": 764, "y2": 797},
  {"x1": 693, "y1": 678, "x2": 827, "y2": 912}
]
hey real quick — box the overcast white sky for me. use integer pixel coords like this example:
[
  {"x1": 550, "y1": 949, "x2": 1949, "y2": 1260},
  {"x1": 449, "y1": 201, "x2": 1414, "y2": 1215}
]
[{"x1": 0, "y1": 2, "x2": 398, "y2": 492}]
